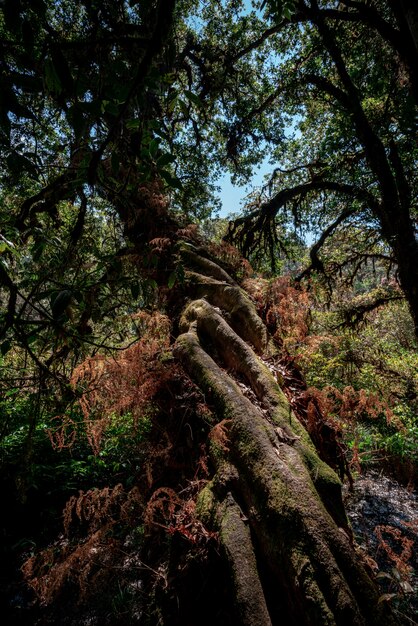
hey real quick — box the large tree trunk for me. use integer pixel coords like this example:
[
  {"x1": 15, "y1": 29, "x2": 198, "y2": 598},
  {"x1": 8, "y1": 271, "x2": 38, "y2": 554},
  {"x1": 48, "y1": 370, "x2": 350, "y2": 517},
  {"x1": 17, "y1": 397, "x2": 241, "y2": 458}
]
[
  {"x1": 168, "y1": 241, "x2": 395, "y2": 626},
  {"x1": 16, "y1": 228, "x2": 397, "y2": 625}
]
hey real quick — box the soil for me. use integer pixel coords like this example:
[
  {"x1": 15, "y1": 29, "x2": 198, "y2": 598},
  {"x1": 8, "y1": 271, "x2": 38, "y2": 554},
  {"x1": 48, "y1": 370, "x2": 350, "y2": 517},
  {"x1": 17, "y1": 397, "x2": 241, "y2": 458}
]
[{"x1": 344, "y1": 468, "x2": 418, "y2": 625}]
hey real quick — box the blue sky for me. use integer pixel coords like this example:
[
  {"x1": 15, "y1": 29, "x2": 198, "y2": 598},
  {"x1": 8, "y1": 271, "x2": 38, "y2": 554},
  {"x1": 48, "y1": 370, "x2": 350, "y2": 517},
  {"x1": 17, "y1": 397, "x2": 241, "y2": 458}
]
[
  {"x1": 213, "y1": 1, "x2": 300, "y2": 221},
  {"x1": 216, "y1": 159, "x2": 270, "y2": 217},
  {"x1": 213, "y1": 0, "x2": 269, "y2": 217}
]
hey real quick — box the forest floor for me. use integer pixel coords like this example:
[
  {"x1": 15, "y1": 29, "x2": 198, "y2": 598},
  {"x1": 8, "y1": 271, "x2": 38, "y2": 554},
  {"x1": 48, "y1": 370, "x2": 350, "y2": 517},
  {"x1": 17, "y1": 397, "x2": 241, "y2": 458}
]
[
  {"x1": 344, "y1": 468, "x2": 418, "y2": 625},
  {"x1": 2, "y1": 457, "x2": 417, "y2": 625}
]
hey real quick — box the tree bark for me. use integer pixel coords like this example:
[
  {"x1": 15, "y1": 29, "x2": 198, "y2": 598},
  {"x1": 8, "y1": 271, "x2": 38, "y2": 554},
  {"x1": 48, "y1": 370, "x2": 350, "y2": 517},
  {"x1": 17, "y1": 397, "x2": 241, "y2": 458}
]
[{"x1": 171, "y1": 243, "x2": 396, "y2": 626}]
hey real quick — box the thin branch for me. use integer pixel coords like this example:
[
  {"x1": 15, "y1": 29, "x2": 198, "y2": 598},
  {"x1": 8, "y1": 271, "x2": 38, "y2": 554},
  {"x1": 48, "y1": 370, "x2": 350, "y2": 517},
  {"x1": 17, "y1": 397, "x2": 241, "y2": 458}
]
[
  {"x1": 226, "y1": 178, "x2": 380, "y2": 273},
  {"x1": 322, "y1": 5, "x2": 404, "y2": 56},
  {"x1": 297, "y1": 206, "x2": 357, "y2": 281},
  {"x1": 304, "y1": 73, "x2": 351, "y2": 108},
  {"x1": 231, "y1": 24, "x2": 282, "y2": 63},
  {"x1": 335, "y1": 289, "x2": 405, "y2": 329}
]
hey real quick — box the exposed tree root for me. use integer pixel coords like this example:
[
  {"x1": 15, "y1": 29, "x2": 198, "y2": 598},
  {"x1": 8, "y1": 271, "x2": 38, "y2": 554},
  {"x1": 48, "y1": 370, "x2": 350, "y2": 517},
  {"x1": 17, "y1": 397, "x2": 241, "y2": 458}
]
[
  {"x1": 180, "y1": 259, "x2": 267, "y2": 352},
  {"x1": 199, "y1": 481, "x2": 273, "y2": 626},
  {"x1": 177, "y1": 242, "x2": 237, "y2": 286},
  {"x1": 15, "y1": 243, "x2": 398, "y2": 626},
  {"x1": 173, "y1": 250, "x2": 396, "y2": 626}
]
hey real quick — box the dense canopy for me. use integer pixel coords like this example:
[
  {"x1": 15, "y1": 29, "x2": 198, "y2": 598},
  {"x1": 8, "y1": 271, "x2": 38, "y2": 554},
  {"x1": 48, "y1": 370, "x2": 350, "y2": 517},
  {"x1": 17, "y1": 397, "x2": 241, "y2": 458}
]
[{"x1": 0, "y1": 2, "x2": 417, "y2": 625}]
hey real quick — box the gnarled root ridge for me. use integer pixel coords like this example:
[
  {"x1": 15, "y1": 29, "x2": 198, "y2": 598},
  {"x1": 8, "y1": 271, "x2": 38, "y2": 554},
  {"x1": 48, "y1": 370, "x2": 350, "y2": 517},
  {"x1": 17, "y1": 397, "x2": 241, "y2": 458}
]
[{"x1": 173, "y1": 251, "x2": 395, "y2": 626}]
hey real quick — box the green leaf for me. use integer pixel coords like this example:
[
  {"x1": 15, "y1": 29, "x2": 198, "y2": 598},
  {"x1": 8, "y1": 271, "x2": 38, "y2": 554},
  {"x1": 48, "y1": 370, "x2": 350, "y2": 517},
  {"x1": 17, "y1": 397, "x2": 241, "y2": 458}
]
[
  {"x1": 156, "y1": 153, "x2": 175, "y2": 168},
  {"x1": 168, "y1": 271, "x2": 177, "y2": 289},
  {"x1": 5, "y1": 388, "x2": 18, "y2": 398},
  {"x1": 44, "y1": 58, "x2": 62, "y2": 95},
  {"x1": 32, "y1": 240, "x2": 45, "y2": 261},
  {"x1": 160, "y1": 169, "x2": 183, "y2": 190},
  {"x1": 162, "y1": 73, "x2": 176, "y2": 84},
  {"x1": 148, "y1": 137, "x2": 160, "y2": 157},
  {"x1": 103, "y1": 100, "x2": 119, "y2": 116},
  {"x1": 145, "y1": 278, "x2": 158, "y2": 290},
  {"x1": 126, "y1": 119, "x2": 141, "y2": 130},
  {"x1": 152, "y1": 126, "x2": 169, "y2": 140},
  {"x1": 27, "y1": 333, "x2": 39, "y2": 345},
  {"x1": 178, "y1": 99, "x2": 189, "y2": 116},
  {"x1": 184, "y1": 90, "x2": 204, "y2": 110}
]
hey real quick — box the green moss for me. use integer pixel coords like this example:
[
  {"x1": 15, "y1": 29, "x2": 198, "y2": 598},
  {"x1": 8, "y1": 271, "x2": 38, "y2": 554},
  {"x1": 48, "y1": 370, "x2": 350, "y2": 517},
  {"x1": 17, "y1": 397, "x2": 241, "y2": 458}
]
[
  {"x1": 174, "y1": 283, "x2": 397, "y2": 625},
  {"x1": 195, "y1": 483, "x2": 216, "y2": 526}
]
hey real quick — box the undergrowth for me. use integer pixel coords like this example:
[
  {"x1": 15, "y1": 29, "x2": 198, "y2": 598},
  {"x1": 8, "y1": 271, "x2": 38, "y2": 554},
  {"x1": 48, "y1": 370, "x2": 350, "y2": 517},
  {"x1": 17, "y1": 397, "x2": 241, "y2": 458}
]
[
  {"x1": 244, "y1": 274, "x2": 418, "y2": 481},
  {"x1": 8, "y1": 310, "x2": 221, "y2": 625}
]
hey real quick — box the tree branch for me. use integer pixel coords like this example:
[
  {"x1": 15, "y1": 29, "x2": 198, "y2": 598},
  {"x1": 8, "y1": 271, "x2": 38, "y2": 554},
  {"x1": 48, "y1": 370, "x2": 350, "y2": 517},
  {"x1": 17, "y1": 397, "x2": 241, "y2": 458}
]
[
  {"x1": 297, "y1": 207, "x2": 357, "y2": 281},
  {"x1": 260, "y1": 180, "x2": 379, "y2": 219},
  {"x1": 227, "y1": 179, "x2": 380, "y2": 269},
  {"x1": 324, "y1": 4, "x2": 404, "y2": 57},
  {"x1": 303, "y1": 73, "x2": 351, "y2": 107},
  {"x1": 335, "y1": 287, "x2": 405, "y2": 329},
  {"x1": 87, "y1": 0, "x2": 177, "y2": 183}
]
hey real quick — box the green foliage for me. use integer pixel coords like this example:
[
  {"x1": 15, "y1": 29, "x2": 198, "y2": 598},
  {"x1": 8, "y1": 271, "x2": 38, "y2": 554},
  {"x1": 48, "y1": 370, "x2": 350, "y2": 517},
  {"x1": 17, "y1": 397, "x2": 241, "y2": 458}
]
[
  {"x1": 201, "y1": 1, "x2": 418, "y2": 331},
  {"x1": 92, "y1": 411, "x2": 152, "y2": 479},
  {"x1": 261, "y1": 0, "x2": 297, "y2": 22},
  {"x1": 297, "y1": 280, "x2": 418, "y2": 470},
  {"x1": 0, "y1": 399, "x2": 152, "y2": 496}
]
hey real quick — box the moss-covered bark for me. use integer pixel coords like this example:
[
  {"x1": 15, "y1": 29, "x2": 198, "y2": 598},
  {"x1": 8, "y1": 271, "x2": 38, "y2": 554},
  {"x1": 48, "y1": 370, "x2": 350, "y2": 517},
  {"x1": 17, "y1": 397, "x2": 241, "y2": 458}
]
[
  {"x1": 197, "y1": 482, "x2": 272, "y2": 626},
  {"x1": 173, "y1": 248, "x2": 396, "y2": 626}
]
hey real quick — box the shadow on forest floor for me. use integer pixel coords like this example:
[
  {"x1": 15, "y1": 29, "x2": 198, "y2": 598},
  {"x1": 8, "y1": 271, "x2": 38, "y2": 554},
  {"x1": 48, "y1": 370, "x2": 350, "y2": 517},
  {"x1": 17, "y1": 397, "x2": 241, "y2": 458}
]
[{"x1": 344, "y1": 469, "x2": 418, "y2": 625}]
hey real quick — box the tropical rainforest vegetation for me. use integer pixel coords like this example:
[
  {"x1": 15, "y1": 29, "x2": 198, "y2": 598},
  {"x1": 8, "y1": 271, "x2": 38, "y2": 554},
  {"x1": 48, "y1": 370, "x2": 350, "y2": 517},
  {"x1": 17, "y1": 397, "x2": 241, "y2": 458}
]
[{"x1": 0, "y1": 0, "x2": 417, "y2": 624}]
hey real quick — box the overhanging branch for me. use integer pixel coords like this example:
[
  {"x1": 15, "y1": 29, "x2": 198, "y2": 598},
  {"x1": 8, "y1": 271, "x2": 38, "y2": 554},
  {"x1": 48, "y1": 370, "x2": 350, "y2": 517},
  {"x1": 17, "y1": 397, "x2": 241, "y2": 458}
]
[
  {"x1": 297, "y1": 206, "x2": 357, "y2": 281},
  {"x1": 226, "y1": 179, "x2": 380, "y2": 269}
]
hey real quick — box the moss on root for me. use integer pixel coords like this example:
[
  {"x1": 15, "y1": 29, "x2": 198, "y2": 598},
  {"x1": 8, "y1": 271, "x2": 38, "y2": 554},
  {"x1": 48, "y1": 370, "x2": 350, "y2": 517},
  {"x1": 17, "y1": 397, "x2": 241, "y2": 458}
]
[
  {"x1": 173, "y1": 250, "x2": 396, "y2": 625},
  {"x1": 197, "y1": 482, "x2": 272, "y2": 626},
  {"x1": 178, "y1": 297, "x2": 348, "y2": 529},
  {"x1": 183, "y1": 272, "x2": 268, "y2": 352}
]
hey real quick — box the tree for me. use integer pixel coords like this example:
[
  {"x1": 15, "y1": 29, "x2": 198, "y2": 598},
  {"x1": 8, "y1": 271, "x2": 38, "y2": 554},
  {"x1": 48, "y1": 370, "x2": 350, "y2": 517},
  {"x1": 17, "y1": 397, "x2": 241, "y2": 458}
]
[
  {"x1": 197, "y1": 1, "x2": 418, "y2": 335},
  {"x1": 0, "y1": 1, "x2": 400, "y2": 624}
]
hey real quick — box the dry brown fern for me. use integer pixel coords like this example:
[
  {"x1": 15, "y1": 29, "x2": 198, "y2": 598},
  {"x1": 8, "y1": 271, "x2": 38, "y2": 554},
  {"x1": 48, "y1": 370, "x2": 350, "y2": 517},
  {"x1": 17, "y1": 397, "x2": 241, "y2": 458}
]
[
  {"x1": 144, "y1": 485, "x2": 217, "y2": 546},
  {"x1": 175, "y1": 224, "x2": 200, "y2": 242},
  {"x1": 209, "y1": 419, "x2": 231, "y2": 453},
  {"x1": 264, "y1": 277, "x2": 311, "y2": 348},
  {"x1": 306, "y1": 385, "x2": 394, "y2": 425},
  {"x1": 374, "y1": 524, "x2": 415, "y2": 578},
  {"x1": 63, "y1": 484, "x2": 142, "y2": 536},
  {"x1": 50, "y1": 312, "x2": 173, "y2": 454},
  {"x1": 207, "y1": 240, "x2": 253, "y2": 278},
  {"x1": 22, "y1": 484, "x2": 143, "y2": 606}
]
